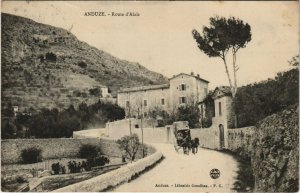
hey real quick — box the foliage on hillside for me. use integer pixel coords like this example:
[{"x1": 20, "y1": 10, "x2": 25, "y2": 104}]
[
  {"x1": 200, "y1": 92, "x2": 214, "y2": 128},
  {"x1": 233, "y1": 68, "x2": 298, "y2": 127},
  {"x1": 1, "y1": 100, "x2": 125, "y2": 139},
  {"x1": 1, "y1": 13, "x2": 167, "y2": 111},
  {"x1": 148, "y1": 104, "x2": 201, "y2": 128}
]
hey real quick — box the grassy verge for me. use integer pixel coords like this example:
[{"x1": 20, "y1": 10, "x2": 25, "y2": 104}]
[
  {"x1": 39, "y1": 166, "x2": 120, "y2": 191},
  {"x1": 219, "y1": 149, "x2": 254, "y2": 192}
]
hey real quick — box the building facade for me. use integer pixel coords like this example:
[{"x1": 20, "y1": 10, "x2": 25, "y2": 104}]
[
  {"x1": 117, "y1": 73, "x2": 209, "y2": 118},
  {"x1": 210, "y1": 86, "x2": 234, "y2": 149}
]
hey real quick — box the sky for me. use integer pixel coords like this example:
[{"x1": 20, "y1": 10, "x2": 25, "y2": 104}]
[{"x1": 2, "y1": 1, "x2": 299, "y2": 90}]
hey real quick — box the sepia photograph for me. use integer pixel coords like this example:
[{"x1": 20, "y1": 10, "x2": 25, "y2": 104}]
[{"x1": 1, "y1": 1, "x2": 299, "y2": 192}]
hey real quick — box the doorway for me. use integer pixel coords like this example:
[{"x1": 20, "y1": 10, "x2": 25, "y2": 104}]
[{"x1": 219, "y1": 124, "x2": 225, "y2": 148}]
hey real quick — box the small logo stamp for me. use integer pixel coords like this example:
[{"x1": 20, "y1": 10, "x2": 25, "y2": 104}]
[{"x1": 210, "y1": 168, "x2": 220, "y2": 179}]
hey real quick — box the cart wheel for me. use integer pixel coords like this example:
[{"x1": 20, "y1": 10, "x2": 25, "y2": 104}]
[{"x1": 174, "y1": 145, "x2": 178, "y2": 152}]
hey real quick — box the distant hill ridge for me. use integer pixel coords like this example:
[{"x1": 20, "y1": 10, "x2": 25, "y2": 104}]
[{"x1": 1, "y1": 13, "x2": 168, "y2": 111}]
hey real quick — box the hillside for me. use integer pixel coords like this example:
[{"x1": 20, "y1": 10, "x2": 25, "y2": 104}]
[
  {"x1": 1, "y1": 13, "x2": 168, "y2": 111},
  {"x1": 232, "y1": 68, "x2": 298, "y2": 127}
]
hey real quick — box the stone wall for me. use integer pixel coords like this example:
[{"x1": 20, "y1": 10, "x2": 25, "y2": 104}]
[
  {"x1": 73, "y1": 128, "x2": 108, "y2": 139},
  {"x1": 107, "y1": 119, "x2": 173, "y2": 143},
  {"x1": 227, "y1": 126, "x2": 256, "y2": 158},
  {"x1": 1, "y1": 137, "x2": 155, "y2": 164},
  {"x1": 1, "y1": 138, "x2": 102, "y2": 164},
  {"x1": 190, "y1": 128, "x2": 219, "y2": 149},
  {"x1": 225, "y1": 105, "x2": 299, "y2": 192},
  {"x1": 251, "y1": 104, "x2": 299, "y2": 192},
  {"x1": 107, "y1": 118, "x2": 139, "y2": 139}
]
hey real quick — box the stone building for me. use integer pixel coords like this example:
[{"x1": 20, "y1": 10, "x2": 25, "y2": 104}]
[
  {"x1": 211, "y1": 86, "x2": 234, "y2": 148},
  {"x1": 100, "y1": 86, "x2": 111, "y2": 98},
  {"x1": 117, "y1": 73, "x2": 209, "y2": 118}
]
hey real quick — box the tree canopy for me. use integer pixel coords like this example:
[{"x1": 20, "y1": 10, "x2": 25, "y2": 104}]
[
  {"x1": 233, "y1": 68, "x2": 298, "y2": 127},
  {"x1": 1, "y1": 100, "x2": 125, "y2": 139},
  {"x1": 192, "y1": 16, "x2": 252, "y2": 96}
]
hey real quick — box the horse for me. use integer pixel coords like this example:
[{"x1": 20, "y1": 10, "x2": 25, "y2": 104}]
[{"x1": 191, "y1": 138, "x2": 200, "y2": 154}]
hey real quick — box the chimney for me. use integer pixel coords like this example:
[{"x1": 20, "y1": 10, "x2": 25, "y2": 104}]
[
  {"x1": 197, "y1": 74, "x2": 200, "y2": 78},
  {"x1": 191, "y1": 72, "x2": 194, "y2": 76}
]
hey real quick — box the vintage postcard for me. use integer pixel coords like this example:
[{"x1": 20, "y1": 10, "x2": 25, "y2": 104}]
[{"x1": 1, "y1": 1, "x2": 299, "y2": 192}]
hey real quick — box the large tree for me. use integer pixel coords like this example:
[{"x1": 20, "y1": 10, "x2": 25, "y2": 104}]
[{"x1": 192, "y1": 16, "x2": 252, "y2": 97}]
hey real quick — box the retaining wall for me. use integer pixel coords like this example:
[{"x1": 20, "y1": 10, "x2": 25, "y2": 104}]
[
  {"x1": 1, "y1": 137, "x2": 155, "y2": 164},
  {"x1": 251, "y1": 105, "x2": 299, "y2": 192},
  {"x1": 227, "y1": 126, "x2": 256, "y2": 156},
  {"x1": 107, "y1": 118, "x2": 139, "y2": 139},
  {"x1": 1, "y1": 138, "x2": 101, "y2": 164},
  {"x1": 107, "y1": 119, "x2": 172, "y2": 143},
  {"x1": 190, "y1": 128, "x2": 219, "y2": 149},
  {"x1": 52, "y1": 150, "x2": 163, "y2": 192},
  {"x1": 73, "y1": 128, "x2": 108, "y2": 139}
]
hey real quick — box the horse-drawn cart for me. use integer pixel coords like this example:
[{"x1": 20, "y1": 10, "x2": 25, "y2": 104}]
[{"x1": 172, "y1": 121, "x2": 191, "y2": 152}]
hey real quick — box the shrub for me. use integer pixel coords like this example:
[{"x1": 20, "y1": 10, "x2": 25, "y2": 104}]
[
  {"x1": 148, "y1": 107, "x2": 174, "y2": 127},
  {"x1": 21, "y1": 147, "x2": 42, "y2": 164},
  {"x1": 16, "y1": 176, "x2": 28, "y2": 183},
  {"x1": 39, "y1": 55, "x2": 45, "y2": 63},
  {"x1": 89, "y1": 87, "x2": 102, "y2": 97},
  {"x1": 62, "y1": 166, "x2": 66, "y2": 174},
  {"x1": 67, "y1": 161, "x2": 82, "y2": 173},
  {"x1": 45, "y1": 52, "x2": 57, "y2": 62},
  {"x1": 79, "y1": 144, "x2": 99, "y2": 159},
  {"x1": 1, "y1": 118, "x2": 17, "y2": 139},
  {"x1": 117, "y1": 134, "x2": 141, "y2": 161},
  {"x1": 94, "y1": 155, "x2": 109, "y2": 166},
  {"x1": 78, "y1": 61, "x2": 87, "y2": 68},
  {"x1": 176, "y1": 104, "x2": 200, "y2": 128},
  {"x1": 87, "y1": 155, "x2": 110, "y2": 168},
  {"x1": 81, "y1": 160, "x2": 91, "y2": 171},
  {"x1": 51, "y1": 162, "x2": 64, "y2": 175}
]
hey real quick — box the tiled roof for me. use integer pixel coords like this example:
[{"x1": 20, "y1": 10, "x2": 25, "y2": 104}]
[
  {"x1": 118, "y1": 84, "x2": 170, "y2": 93},
  {"x1": 169, "y1": 73, "x2": 209, "y2": 83},
  {"x1": 212, "y1": 86, "x2": 232, "y2": 98}
]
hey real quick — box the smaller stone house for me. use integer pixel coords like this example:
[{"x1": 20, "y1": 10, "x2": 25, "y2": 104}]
[
  {"x1": 210, "y1": 86, "x2": 233, "y2": 149},
  {"x1": 100, "y1": 86, "x2": 111, "y2": 98}
]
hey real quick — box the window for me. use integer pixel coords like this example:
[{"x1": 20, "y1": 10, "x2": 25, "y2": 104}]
[
  {"x1": 179, "y1": 97, "x2": 186, "y2": 104},
  {"x1": 135, "y1": 124, "x2": 139, "y2": 128},
  {"x1": 144, "y1": 100, "x2": 147, "y2": 107},
  {"x1": 179, "y1": 84, "x2": 186, "y2": 91},
  {"x1": 144, "y1": 112, "x2": 148, "y2": 117},
  {"x1": 126, "y1": 101, "x2": 130, "y2": 107},
  {"x1": 219, "y1": 102, "x2": 222, "y2": 116},
  {"x1": 161, "y1": 98, "x2": 165, "y2": 105}
]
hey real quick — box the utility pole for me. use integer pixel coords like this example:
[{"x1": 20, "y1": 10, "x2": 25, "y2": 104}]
[
  {"x1": 140, "y1": 103, "x2": 145, "y2": 158},
  {"x1": 128, "y1": 95, "x2": 132, "y2": 136}
]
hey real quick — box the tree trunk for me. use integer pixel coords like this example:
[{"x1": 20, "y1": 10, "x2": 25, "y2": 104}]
[
  {"x1": 222, "y1": 58, "x2": 234, "y2": 95},
  {"x1": 232, "y1": 52, "x2": 238, "y2": 97}
]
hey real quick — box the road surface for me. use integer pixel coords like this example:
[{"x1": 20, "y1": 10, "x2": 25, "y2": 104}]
[{"x1": 112, "y1": 144, "x2": 239, "y2": 192}]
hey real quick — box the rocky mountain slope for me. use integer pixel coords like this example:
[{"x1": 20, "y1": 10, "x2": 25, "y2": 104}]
[{"x1": 1, "y1": 13, "x2": 167, "y2": 111}]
